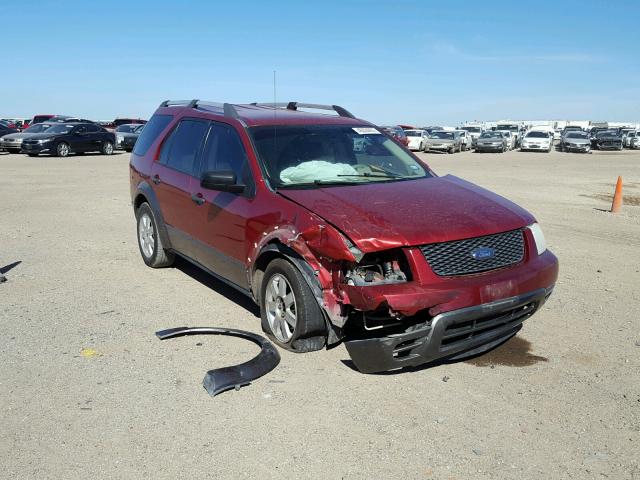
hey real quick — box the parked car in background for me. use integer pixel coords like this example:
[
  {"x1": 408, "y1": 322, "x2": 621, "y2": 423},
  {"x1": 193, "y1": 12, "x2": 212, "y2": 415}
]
[
  {"x1": 623, "y1": 130, "x2": 637, "y2": 148},
  {"x1": 114, "y1": 118, "x2": 147, "y2": 128},
  {"x1": 630, "y1": 136, "x2": 640, "y2": 149},
  {"x1": 0, "y1": 121, "x2": 19, "y2": 146},
  {"x1": 404, "y1": 129, "x2": 428, "y2": 151},
  {"x1": 129, "y1": 99, "x2": 557, "y2": 373},
  {"x1": 620, "y1": 128, "x2": 635, "y2": 147},
  {"x1": 380, "y1": 125, "x2": 410, "y2": 147},
  {"x1": 592, "y1": 130, "x2": 623, "y2": 150},
  {"x1": 44, "y1": 115, "x2": 74, "y2": 123},
  {"x1": 496, "y1": 122, "x2": 522, "y2": 146},
  {"x1": 0, "y1": 122, "x2": 52, "y2": 153},
  {"x1": 460, "y1": 125, "x2": 483, "y2": 147},
  {"x1": 420, "y1": 126, "x2": 443, "y2": 135},
  {"x1": 1, "y1": 119, "x2": 19, "y2": 129},
  {"x1": 424, "y1": 130, "x2": 463, "y2": 153},
  {"x1": 560, "y1": 131, "x2": 591, "y2": 153},
  {"x1": 29, "y1": 114, "x2": 55, "y2": 125},
  {"x1": 21, "y1": 122, "x2": 115, "y2": 157},
  {"x1": 475, "y1": 131, "x2": 508, "y2": 153},
  {"x1": 520, "y1": 130, "x2": 553, "y2": 152},
  {"x1": 115, "y1": 123, "x2": 145, "y2": 151},
  {"x1": 454, "y1": 130, "x2": 472, "y2": 150},
  {"x1": 496, "y1": 130, "x2": 515, "y2": 149}
]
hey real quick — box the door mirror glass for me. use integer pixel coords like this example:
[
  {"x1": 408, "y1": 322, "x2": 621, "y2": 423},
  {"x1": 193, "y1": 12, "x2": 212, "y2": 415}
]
[{"x1": 200, "y1": 170, "x2": 245, "y2": 193}]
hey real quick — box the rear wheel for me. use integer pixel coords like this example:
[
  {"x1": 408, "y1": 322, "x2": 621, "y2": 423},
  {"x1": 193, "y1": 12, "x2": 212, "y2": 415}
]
[
  {"x1": 56, "y1": 142, "x2": 69, "y2": 157},
  {"x1": 260, "y1": 258, "x2": 327, "y2": 352},
  {"x1": 135, "y1": 202, "x2": 174, "y2": 268}
]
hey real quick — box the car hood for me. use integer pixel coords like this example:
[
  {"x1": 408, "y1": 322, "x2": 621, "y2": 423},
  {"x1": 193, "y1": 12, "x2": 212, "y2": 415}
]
[
  {"x1": 429, "y1": 138, "x2": 454, "y2": 143},
  {"x1": 477, "y1": 138, "x2": 503, "y2": 143},
  {"x1": 565, "y1": 138, "x2": 590, "y2": 144},
  {"x1": 278, "y1": 175, "x2": 535, "y2": 252},
  {"x1": 116, "y1": 132, "x2": 139, "y2": 138},
  {"x1": 597, "y1": 134, "x2": 621, "y2": 140},
  {"x1": 1, "y1": 132, "x2": 31, "y2": 140},
  {"x1": 24, "y1": 133, "x2": 63, "y2": 140}
]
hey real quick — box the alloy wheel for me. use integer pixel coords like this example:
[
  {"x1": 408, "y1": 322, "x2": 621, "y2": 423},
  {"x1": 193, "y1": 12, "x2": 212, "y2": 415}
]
[
  {"x1": 265, "y1": 273, "x2": 297, "y2": 342},
  {"x1": 138, "y1": 213, "x2": 155, "y2": 258}
]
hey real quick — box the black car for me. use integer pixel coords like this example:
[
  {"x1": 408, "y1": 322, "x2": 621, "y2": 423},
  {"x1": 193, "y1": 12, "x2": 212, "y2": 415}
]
[
  {"x1": 21, "y1": 122, "x2": 116, "y2": 157},
  {"x1": 592, "y1": 130, "x2": 623, "y2": 151},
  {"x1": 114, "y1": 123, "x2": 144, "y2": 152}
]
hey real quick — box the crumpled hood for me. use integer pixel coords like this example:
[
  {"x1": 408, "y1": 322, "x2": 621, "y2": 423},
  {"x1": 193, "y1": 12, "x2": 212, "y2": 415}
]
[{"x1": 279, "y1": 175, "x2": 535, "y2": 252}]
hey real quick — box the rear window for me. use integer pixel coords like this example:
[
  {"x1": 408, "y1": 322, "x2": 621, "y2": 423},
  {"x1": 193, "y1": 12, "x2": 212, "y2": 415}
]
[{"x1": 133, "y1": 114, "x2": 173, "y2": 156}]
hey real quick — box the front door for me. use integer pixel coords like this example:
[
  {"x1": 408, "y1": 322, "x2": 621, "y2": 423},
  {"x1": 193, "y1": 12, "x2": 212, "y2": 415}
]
[{"x1": 187, "y1": 121, "x2": 255, "y2": 289}]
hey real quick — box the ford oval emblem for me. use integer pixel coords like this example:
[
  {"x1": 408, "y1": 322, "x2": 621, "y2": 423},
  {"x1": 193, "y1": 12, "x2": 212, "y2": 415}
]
[{"x1": 471, "y1": 246, "x2": 496, "y2": 261}]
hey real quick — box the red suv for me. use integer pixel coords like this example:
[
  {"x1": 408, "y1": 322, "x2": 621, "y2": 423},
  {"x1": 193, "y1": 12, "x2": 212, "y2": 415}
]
[{"x1": 130, "y1": 100, "x2": 558, "y2": 373}]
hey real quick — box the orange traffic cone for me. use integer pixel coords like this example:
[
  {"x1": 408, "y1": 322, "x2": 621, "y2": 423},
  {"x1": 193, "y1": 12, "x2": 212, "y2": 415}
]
[{"x1": 611, "y1": 176, "x2": 623, "y2": 214}]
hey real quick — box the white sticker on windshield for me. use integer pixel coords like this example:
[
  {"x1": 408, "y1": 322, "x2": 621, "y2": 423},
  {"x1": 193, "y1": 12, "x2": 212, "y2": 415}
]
[{"x1": 352, "y1": 127, "x2": 380, "y2": 135}]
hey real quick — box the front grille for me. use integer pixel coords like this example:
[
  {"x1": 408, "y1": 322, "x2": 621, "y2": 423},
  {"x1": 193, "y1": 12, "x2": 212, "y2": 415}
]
[
  {"x1": 420, "y1": 229, "x2": 525, "y2": 276},
  {"x1": 440, "y1": 301, "x2": 537, "y2": 351}
]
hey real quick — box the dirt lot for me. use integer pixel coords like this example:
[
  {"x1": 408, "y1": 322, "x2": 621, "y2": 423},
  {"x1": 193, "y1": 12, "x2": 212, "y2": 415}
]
[{"x1": 1, "y1": 146, "x2": 639, "y2": 479}]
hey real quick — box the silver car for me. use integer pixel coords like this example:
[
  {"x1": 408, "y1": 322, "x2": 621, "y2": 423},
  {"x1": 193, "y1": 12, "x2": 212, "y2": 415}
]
[
  {"x1": 561, "y1": 131, "x2": 591, "y2": 153},
  {"x1": 623, "y1": 130, "x2": 637, "y2": 148},
  {"x1": 0, "y1": 123, "x2": 52, "y2": 152},
  {"x1": 475, "y1": 131, "x2": 508, "y2": 153},
  {"x1": 424, "y1": 130, "x2": 463, "y2": 153}
]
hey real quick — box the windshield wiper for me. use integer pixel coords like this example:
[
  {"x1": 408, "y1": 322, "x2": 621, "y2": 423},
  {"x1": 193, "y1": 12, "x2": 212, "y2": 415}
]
[
  {"x1": 276, "y1": 179, "x2": 364, "y2": 189},
  {"x1": 337, "y1": 173, "x2": 400, "y2": 179}
]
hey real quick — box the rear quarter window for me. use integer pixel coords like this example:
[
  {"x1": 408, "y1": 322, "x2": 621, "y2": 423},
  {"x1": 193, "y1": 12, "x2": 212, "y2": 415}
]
[{"x1": 133, "y1": 114, "x2": 173, "y2": 156}]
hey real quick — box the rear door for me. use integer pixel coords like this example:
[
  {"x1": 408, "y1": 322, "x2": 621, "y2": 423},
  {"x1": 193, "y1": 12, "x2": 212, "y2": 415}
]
[
  {"x1": 84, "y1": 123, "x2": 102, "y2": 151},
  {"x1": 187, "y1": 121, "x2": 255, "y2": 289},
  {"x1": 69, "y1": 125, "x2": 89, "y2": 152},
  {"x1": 150, "y1": 118, "x2": 209, "y2": 257}
]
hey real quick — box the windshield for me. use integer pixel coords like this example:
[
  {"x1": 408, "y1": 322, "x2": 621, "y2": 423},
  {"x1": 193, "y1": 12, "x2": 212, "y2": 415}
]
[
  {"x1": 526, "y1": 131, "x2": 549, "y2": 138},
  {"x1": 496, "y1": 124, "x2": 518, "y2": 131},
  {"x1": 430, "y1": 131, "x2": 453, "y2": 139},
  {"x1": 480, "y1": 132, "x2": 503, "y2": 139},
  {"x1": 26, "y1": 123, "x2": 51, "y2": 133},
  {"x1": 249, "y1": 125, "x2": 431, "y2": 188},
  {"x1": 405, "y1": 130, "x2": 423, "y2": 137},
  {"x1": 461, "y1": 127, "x2": 481, "y2": 133},
  {"x1": 566, "y1": 132, "x2": 588, "y2": 139},
  {"x1": 44, "y1": 124, "x2": 74, "y2": 134},
  {"x1": 597, "y1": 130, "x2": 619, "y2": 137},
  {"x1": 116, "y1": 125, "x2": 139, "y2": 133}
]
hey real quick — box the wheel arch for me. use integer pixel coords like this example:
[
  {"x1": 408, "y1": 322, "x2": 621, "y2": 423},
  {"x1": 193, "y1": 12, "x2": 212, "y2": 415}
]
[{"x1": 133, "y1": 181, "x2": 172, "y2": 250}]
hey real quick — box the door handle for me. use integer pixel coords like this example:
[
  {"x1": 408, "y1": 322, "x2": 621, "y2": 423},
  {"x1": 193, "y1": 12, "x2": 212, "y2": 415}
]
[
  {"x1": 191, "y1": 193, "x2": 205, "y2": 206},
  {"x1": 152, "y1": 175, "x2": 161, "y2": 185}
]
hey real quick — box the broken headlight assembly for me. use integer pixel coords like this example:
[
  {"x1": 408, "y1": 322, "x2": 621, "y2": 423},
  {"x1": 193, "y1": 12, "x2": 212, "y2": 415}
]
[{"x1": 344, "y1": 249, "x2": 411, "y2": 286}]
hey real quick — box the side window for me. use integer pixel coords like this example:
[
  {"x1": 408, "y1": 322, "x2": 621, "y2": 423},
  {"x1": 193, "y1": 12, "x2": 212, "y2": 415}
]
[
  {"x1": 75, "y1": 125, "x2": 87, "y2": 134},
  {"x1": 86, "y1": 124, "x2": 99, "y2": 133},
  {"x1": 200, "y1": 123, "x2": 250, "y2": 185},
  {"x1": 133, "y1": 114, "x2": 173, "y2": 156},
  {"x1": 164, "y1": 119, "x2": 208, "y2": 175}
]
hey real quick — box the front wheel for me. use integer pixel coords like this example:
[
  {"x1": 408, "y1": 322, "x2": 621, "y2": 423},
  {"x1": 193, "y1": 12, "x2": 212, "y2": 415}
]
[
  {"x1": 27, "y1": 153, "x2": 38, "y2": 157},
  {"x1": 102, "y1": 141, "x2": 114, "y2": 155},
  {"x1": 260, "y1": 258, "x2": 327, "y2": 352},
  {"x1": 135, "y1": 203, "x2": 174, "y2": 268},
  {"x1": 55, "y1": 142, "x2": 69, "y2": 157}
]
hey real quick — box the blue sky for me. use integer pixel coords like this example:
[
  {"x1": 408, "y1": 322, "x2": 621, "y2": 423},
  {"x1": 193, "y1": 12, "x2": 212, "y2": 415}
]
[{"x1": 3, "y1": 0, "x2": 639, "y2": 125}]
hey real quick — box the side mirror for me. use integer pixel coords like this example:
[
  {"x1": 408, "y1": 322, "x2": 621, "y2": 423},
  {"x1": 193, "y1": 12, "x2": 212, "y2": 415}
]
[{"x1": 200, "y1": 170, "x2": 245, "y2": 193}]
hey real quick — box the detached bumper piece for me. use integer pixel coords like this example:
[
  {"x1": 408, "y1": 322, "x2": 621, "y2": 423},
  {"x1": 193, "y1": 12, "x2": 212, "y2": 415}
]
[
  {"x1": 344, "y1": 287, "x2": 552, "y2": 373},
  {"x1": 156, "y1": 326, "x2": 280, "y2": 396}
]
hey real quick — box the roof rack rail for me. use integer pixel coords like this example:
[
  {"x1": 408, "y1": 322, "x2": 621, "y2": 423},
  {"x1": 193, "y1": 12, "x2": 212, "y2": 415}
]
[
  {"x1": 250, "y1": 102, "x2": 355, "y2": 118},
  {"x1": 159, "y1": 99, "x2": 240, "y2": 119}
]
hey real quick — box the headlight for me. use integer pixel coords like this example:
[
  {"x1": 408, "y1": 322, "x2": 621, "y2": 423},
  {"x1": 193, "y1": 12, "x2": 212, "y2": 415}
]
[
  {"x1": 37, "y1": 138, "x2": 52, "y2": 143},
  {"x1": 527, "y1": 223, "x2": 546, "y2": 255},
  {"x1": 116, "y1": 135, "x2": 124, "y2": 141}
]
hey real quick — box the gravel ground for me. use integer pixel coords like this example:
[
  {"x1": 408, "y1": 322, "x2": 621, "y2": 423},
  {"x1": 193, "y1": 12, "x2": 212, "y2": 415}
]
[{"x1": 1, "y1": 146, "x2": 639, "y2": 479}]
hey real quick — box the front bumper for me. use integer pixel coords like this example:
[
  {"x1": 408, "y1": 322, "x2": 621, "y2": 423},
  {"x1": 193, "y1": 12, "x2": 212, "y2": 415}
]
[
  {"x1": 521, "y1": 144, "x2": 549, "y2": 151},
  {"x1": 426, "y1": 144, "x2": 453, "y2": 151},
  {"x1": 21, "y1": 142, "x2": 52, "y2": 154},
  {"x1": 345, "y1": 286, "x2": 552, "y2": 373},
  {"x1": 564, "y1": 144, "x2": 590, "y2": 152},
  {"x1": 475, "y1": 144, "x2": 503, "y2": 151},
  {"x1": 0, "y1": 140, "x2": 23, "y2": 152}
]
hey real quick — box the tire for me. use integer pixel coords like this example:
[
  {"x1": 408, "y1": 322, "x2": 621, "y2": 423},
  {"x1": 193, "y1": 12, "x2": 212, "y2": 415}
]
[
  {"x1": 125, "y1": 148, "x2": 132, "y2": 152},
  {"x1": 135, "y1": 202, "x2": 174, "y2": 268},
  {"x1": 102, "y1": 141, "x2": 114, "y2": 155},
  {"x1": 27, "y1": 153, "x2": 38, "y2": 157},
  {"x1": 55, "y1": 142, "x2": 69, "y2": 157},
  {"x1": 448, "y1": 146, "x2": 455, "y2": 154},
  {"x1": 260, "y1": 258, "x2": 327, "y2": 352}
]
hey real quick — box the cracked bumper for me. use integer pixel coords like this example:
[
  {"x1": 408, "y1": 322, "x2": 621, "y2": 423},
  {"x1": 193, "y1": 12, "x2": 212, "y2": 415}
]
[{"x1": 345, "y1": 287, "x2": 553, "y2": 373}]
